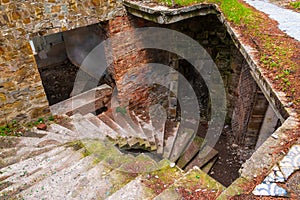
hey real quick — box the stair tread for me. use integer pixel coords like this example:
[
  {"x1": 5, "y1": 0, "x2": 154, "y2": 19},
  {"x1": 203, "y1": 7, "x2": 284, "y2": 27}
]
[
  {"x1": 117, "y1": 153, "x2": 159, "y2": 174},
  {"x1": 154, "y1": 167, "x2": 225, "y2": 200},
  {"x1": 66, "y1": 160, "x2": 113, "y2": 199},
  {"x1": 70, "y1": 113, "x2": 106, "y2": 140},
  {"x1": 84, "y1": 113, "x2": 119, "y2": 140},
  {"x1": 110, "y1": 109, "x2": 151, "y2": 148},
  {"x1": 107, "y1": 160, "x2": 183, "y2": 200},
  {"x1": 169, "y1": 127, "x2": 195, "y2": 162},
  {"x1": 136, "y1": 116, "x2": 157, "y2": 151},
  {"x1": 177, "y1": 136, "x2": 205, "y2": 169},
  {"x1": 0, "y1": 145, "x2": 58, "y2": 169},
  {"x1": 50, "y1": 84, "x2": 112, "y2": 116},
  {"x1": 185, "y1": 145, "x2": 218, "y2": 171},
  {"x1": 0, "y1": 148, "x2": 84, "y2": 198},
  {"x1": 150, "y1": 105, "x2": 167, "y2": 155},
  {"x1": 19, "y1": 155, "x2": 95, "y2": 199},
  {"x1": 98, "y1": 113, "x2": 128, "y2": 139},
  {"x1": 0, "y1": 146, "x2": 67, "y2": 182},
  {"x1": 105, "y1": 176, "x2": 153, "y2": 200},
  {"x1": 98, "y1": 112, "x2": 142, "y2": 147},
  {"x1": 201, "y1": 156, "x2": 218, "y2": 174},
  {"x1": 47, "y1": 123, "x2": 79, "y2": 138},
  {"x1": 163, "y1": 121, "x2": 180, "y2": 159}
]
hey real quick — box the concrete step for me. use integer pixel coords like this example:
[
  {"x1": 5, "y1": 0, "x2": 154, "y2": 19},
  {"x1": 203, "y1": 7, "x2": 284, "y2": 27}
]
[
  {"x1": 105, "y1": 176, "x2": 154, "y2": 200},
  {"x1": 185, "y1": 145, "x2": 218, "y2": 171},
  {"x1": 106, "y1": 160, "x2": 183, "y2": 200},
  {"x1": 201, "y1": 156, "x2": 218, "y2": 174},
  {"x1": 135, "y1": 115, "x2": 157, "y2": 151},
  {"x1": 162, "y1": 121, "x2": 180, "y2": 159},
  {"x1": 176, "y1": 136, "x2": 205, "y2": 169},
  {"x1": 168, "y1": 127, "x2": 195, "y2": 162},
  {"x1": 0, "y1": 145, "x2": 57, "y2": 169},
  {"x1": 98, "y1": 113, "x2": 139, "y2": 148},
  {"x1": 50, "y1": 84, "x2": 112, "y2": 116},
  {"x1": 0, "y1": 148, "x2": 84, "y2": 198},
  {"x1": 106, "y1": 109, "x2": 150, "y2": 149},
  {"x1": 149, "y1": 105, "x2": 167, "y2": 155},
  {"x1": 117, "y1": 153, "x2": 159, "y2": 174},
  {"x1": 0, "y1": 146, "x2": 66, "y2": 183},
  {"x1": 19, "y1": 155, "x2": 95, "y2": 199},
  {"x1": 153, "y1": 167, "x2": 225, "y2": 200},
  {"x1": 113, "y1": 108, "x2": 151, "y2": 148},
  {"x1": 65, "y1": 160, "x2": 113, "y2": 199},
  {"x1": 84, "y1": 113, "x2": 119, "y2": 141},
  {"x1": 70, "y1": 113, "x2": 106, "y2": 140},
  {"x1": 46, "y1": 123, "x2": 79, "y2": 138},
  {"x1": 80, "y1": 139, "x2": 137, "y2": 170}
]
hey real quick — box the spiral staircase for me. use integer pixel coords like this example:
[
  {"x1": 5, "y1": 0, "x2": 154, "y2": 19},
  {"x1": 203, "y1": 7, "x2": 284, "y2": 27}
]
[{"x1": 0, "y1": 85, "x2": 223, "y2": 199}]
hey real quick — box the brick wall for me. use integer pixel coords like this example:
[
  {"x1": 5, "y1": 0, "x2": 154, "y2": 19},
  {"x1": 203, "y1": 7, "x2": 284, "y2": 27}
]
[
  {"x1": 0, "y1": 0, "x2": 124, "y2": 125},
  {"x1": 231, "y1": 64, "x2": 258, "y2": 144}
]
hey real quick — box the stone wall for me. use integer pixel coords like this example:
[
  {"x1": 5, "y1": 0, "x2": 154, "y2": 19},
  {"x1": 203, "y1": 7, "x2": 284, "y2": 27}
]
[{"x1": 0, "y1": 0, "x2": 125, "y2": 125}]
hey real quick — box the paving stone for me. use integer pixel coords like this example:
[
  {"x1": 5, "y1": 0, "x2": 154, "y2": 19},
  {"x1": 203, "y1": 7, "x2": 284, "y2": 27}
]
[
  {"x1": 262, "y1": 165, "x2": 285, "y2": 183},
  {"x1": 244, "y1": 0, "x2": 300, "y2": 41},
  {"x1": 252, "y1": 182, "x2": 288, "y2": 197}
]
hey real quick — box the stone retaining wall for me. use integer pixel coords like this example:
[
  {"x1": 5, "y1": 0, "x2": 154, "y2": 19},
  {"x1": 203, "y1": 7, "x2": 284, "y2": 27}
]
[{"x1": 0, "y1": 0, "x2": 125, "y2": 125}]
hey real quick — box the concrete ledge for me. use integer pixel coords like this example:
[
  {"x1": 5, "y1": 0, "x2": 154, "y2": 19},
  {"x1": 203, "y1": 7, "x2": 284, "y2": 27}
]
[
  {"x1": 50, "y1": 84, "x2": 112, "y2": 116},
  {"x1": 123, "y1": 0, "x2": 219, "y2": 24}
]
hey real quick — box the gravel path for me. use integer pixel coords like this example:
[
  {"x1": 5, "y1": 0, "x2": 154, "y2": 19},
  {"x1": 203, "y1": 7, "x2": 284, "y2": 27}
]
[{"x1": 244, "y1": 0, "x2": 300, "y2": 41}]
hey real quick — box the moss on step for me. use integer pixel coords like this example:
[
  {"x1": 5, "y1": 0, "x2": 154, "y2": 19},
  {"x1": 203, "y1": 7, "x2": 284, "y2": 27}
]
[
  {"x1": 176, "y1": 136, "x2": 205, "y2": 168},
  {"x1": 142, "y1": 160, "x2": 183, "y2": 195},
  {"x1": 178, "y1": 167, "x2": 225, "y2": 190},
  {"x1": 105, "y1": 169, "x2": 139, "y2": 195},
  {"x1": 216, "y1": 177, "x2": 249, "y2": 200},
  {"x1": 156, "y1": 167, "x2": 225, "y2": 199},
  {"x1": 65, "y1": 140, "x2": 91, "y2": 157},
  {"x1": 118, "y1": 153, "x2": 159, "y2": 173}
]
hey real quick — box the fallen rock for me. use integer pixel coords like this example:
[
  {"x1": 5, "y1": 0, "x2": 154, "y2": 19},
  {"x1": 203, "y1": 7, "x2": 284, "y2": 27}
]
[{"x1": 37, "y1": 123, "x2": 47, "y2": 130}]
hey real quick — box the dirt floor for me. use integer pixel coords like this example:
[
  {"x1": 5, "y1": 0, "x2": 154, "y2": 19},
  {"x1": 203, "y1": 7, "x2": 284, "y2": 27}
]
[
  {"x1": 197, "y1": 124, "x2": 255, "y2": 187},
  {"x1": 209, "y1": 132, "x2": 254, "y2": 187}
]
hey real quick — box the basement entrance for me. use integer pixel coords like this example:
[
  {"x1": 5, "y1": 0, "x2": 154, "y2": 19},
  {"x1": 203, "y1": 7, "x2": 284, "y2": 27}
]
[{"x1": 30, "y1": 12, "x2": 287, "y2": 187}]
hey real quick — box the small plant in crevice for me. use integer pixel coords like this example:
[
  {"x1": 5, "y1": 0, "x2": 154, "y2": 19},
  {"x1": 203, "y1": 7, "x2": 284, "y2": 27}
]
[
  {"x1": 0, "y1": 115, "x2": 65, "y2": 137},
  {"x1": 0, "y1": 120, "x2": 23, "y2": 137},
  {"x1": 116, "y1": 106, "x2": 127, "y2": 115},
  {"x1": 290, "y1": 1, "x2": 300, "y2": 11}
]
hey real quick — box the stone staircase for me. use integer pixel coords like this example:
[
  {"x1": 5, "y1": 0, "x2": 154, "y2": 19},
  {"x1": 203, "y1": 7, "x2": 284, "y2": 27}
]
[{"x1": 0, "y1": 85, "x2": 223, "y2": 199}]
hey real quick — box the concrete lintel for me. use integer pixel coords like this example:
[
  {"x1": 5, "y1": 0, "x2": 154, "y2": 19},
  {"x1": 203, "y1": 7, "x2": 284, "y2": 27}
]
[{"x1": 123, "y1": 0, "x2": 219, "y2": 24}]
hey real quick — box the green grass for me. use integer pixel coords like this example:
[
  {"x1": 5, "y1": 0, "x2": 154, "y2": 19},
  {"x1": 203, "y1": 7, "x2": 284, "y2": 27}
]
[
  {"x1": 160, "y1": 0, "x2": 254, "y2": 24},
  {"x1": 290, "y1": 1, "x2": 300, "y2": 9}
]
